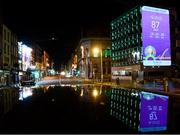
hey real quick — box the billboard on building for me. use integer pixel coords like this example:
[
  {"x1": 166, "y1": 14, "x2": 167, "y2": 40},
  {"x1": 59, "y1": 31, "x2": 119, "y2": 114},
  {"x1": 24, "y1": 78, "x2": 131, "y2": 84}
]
[
  {"x1": 139, "y1": 92, "x2": 169, "y2": 132},
  {"x1": 142, "y1": 6, "x2": 171, "y2": 66},
  {"x1": 22, "y1": 44, "x2": 32, "y2": 71}
]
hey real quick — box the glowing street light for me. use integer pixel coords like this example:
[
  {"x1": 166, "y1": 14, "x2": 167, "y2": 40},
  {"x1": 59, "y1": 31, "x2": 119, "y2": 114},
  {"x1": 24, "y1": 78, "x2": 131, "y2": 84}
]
[
  {"x1": 92, "y1": 89, "x2": 99, "y2": 98},
  {"x1": 93, "y1": 48, "x2": 100, "y2": 57}
]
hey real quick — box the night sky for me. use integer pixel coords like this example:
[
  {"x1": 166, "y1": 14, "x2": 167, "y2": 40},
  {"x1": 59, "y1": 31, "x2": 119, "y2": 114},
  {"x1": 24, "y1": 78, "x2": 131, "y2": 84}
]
[{"x1": 1, "y1": 0, "x2": 179, "y2": 70}]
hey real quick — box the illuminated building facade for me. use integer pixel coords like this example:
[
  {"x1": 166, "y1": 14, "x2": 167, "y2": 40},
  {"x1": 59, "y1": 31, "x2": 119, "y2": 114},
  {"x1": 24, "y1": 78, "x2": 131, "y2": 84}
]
[
  {"x1": 10, "y1": 32, "x2": 19, "y2": 84},
  {"x1": 0, "y1": 21, "x2": 3, "y2": 85},
  {"x1": 18, "y1": 42, "x2": 52, "y2": 81},
  {"x1": 18, "y1": 42, "x2": 33, "y2": 81},
  {"x1": 42, "y1": 51, "x2": 50, "y2": 76},
  {"x1": 22, "y1": 44, "x2": 32, "y2": 71},
  {"x1": 2, "y1": 24, "x2": 11, "y2": 85},
  {"x1": 70, "y1": 50, "x2": 78, "y2": 76},
  {"x1": 31, "y1": 42, "x2": 43, "y2": 81},
  {"x1": 2, "y1": 25, "x2": 11, "y2": 70},
  {"x1": 0, "y1": 24, "x2": 19, "y2": 86},
  {"x1": 111, "y1": 6, "x2": 172, "y2": 81},
  {"x1": 10, "y1": 33, "x2": 18, "y2": 69},
  {"x1": 77, "y1": 38, "x2": 111, "y2": 82},
  {"x1": 0, "y1": 15, "x2": 2, "y2": 70}
]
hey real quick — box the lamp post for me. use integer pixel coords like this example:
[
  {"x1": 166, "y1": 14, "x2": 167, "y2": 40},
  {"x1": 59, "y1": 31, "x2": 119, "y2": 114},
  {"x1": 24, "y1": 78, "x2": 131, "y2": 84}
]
[
  {"x1": 100, "y1": 49, "x2": 103, "y2": 83},
  {"x1": 93, "y1": 47, "x2": 103, "y2": 83}
]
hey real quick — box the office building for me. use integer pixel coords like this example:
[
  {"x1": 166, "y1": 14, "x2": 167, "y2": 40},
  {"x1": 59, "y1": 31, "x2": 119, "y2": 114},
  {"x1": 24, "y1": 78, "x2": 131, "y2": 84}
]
[{"x1": 111, "y1": 6, "x2": 172, "y2": 81}]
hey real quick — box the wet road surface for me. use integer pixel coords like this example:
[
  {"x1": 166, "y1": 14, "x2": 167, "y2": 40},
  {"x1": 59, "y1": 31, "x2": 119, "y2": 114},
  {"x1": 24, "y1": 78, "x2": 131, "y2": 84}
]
[{"x1": 0, "y1": 84, "x2": 180, "y2": 134}]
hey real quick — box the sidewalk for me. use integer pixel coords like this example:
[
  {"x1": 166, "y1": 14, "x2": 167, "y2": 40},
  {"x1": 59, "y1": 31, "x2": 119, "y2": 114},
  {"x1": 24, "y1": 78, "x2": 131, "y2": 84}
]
[
  {"x1": 37, "y1": 76, "x2": 180, "y2": 94},
  {"x1": 94, "y1": 79, "x2": 180, "y2": 93}
]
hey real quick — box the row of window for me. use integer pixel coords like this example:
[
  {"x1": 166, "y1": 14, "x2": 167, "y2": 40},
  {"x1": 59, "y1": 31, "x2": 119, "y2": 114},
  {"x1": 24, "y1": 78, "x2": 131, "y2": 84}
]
[
  {"x1": 111, "y1": 56, "x2": 142, "y2": 65},
  {"x1": 4, "y1": 43, "x2": 9, "y2": 55},
  {"x1": 3, "y1": 29, "x2": 10, "y2": 43},
  {"x1": 111, "y1": 8, "x2": 143, "y2": 67},
  {"x1": 4, "y1": 43, "x2": 18, "y2": 57},
  {"x1": 111, "y1": 8, "x2": 141, "y2": 30},
  {"x1": 112, "y1": 18, "x2": 140, "y2": 29},
  {"x1": 112, "y1": 20, "x2": 141, "y2": 33},
  {"x1": 112, "y1": 57, "x2": 141, "y2": 64},
  {"x1": 112, "y1": 41, "x2": 141, "y2": 51},
  {"x1": 112, "y1": 60, "x2": 141, "y2": 67},
  {"x1": 4, "y1": 56, "x2": 9, "y2": 63},
  {"x1": 112, "y1": 26, "x2": 141, "y2": 40},
  {"x1": 110, "y1": 88, "x2": 140, "y2": 128},
  {"x1": 11, "y1": 46, "x2": 18, "y2": 57},
  {"x1": 3, "y1": 28, "x2": 17, "y2": 44},
  {"x1": 11, "y1": 36, "x2": 18, "y2": 44},
  {"x1": 112, "y1": 54, "x2": 141, "y2": 60},
  {"x1": 112, "y1": 47, "x2": 141, "y2": 57},
  {"x1": 112, "y1": 34, "x2": 141, "y2": 45},
  {"x1": 11, "y1": 58, "x2": 18, "y2": 67}
]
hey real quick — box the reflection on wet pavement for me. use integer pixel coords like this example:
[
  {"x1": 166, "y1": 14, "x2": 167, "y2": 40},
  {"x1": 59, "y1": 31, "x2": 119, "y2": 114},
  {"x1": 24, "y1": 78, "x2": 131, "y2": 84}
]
[
  {"x1": 0, "y1": 88, "x2": 19, "y2": 117},
  {"x1": 0, "y1": 84, "x2": 179, "y2": 133},
  {"x1": 19, "y1": 87, "x2": 33, "y2": 100},
  {"x1": 0, "y1": 85, "x2": 134, "y2": 134}
]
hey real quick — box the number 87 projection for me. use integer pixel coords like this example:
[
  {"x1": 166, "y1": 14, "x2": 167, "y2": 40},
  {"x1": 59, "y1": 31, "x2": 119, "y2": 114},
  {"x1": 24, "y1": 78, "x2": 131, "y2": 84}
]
[{"x1": 142, "y1": 6, "x2": 171, "y2": 66}]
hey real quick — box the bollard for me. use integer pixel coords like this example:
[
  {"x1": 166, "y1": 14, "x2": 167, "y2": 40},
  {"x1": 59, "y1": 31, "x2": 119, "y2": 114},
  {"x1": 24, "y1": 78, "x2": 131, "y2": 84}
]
[
  {"x1": 163, "y1": 78, "x2": 169, "y2": 92},
  {"x1": 116, "y1": 78, "x2": 120, "y2": 85},
  {"x1": 154, "y1": 80, "x2": 156, "y2": 87}
]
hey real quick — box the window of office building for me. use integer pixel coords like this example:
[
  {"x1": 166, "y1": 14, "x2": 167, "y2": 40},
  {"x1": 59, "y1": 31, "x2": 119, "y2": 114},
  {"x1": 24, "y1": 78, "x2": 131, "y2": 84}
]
[
  {"x1": 4, "y1": 29, "x2": 6, "y2": 40},
  {"x1": 7, "y1": 45, "x2": 9, "y2": 55},
  {"x1": 7, "y1": 32, "x2": 10, "y2": 42},
  {"x1": 4, "y1": 43, "x2": 6, "y2": 54}
]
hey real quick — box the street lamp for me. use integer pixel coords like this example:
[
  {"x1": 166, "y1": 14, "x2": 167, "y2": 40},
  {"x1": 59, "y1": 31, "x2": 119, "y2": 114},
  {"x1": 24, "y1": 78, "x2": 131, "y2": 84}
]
[{"x1": 93, "y1": 47, "x2": 103, "y2": 83}]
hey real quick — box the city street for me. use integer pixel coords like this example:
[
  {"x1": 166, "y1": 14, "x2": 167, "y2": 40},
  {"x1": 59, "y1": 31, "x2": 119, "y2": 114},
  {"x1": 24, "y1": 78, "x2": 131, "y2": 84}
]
[
  {"x1": 1, "y1": 1, "x2": 180, "y2": 134},
  {"x1": 37, "y1": 76, "x2": 180, "y2": 93},
  {"x1": 0, "y1": 76, "x2": 180, "y2": 133}
]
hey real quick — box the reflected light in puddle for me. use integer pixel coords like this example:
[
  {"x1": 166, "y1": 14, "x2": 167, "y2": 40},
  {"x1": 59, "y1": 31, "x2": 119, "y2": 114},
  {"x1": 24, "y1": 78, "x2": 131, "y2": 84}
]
[
  {"x1": 61, "y1": 84, "x2": 71, "y2": 87},
  {"x1": 23, "y1": 90, "x2": 32, "y2": 98},
  {"x1": 100, "y1": 102, "x2": 105, "y2": 105},
  {"x1": 45, "y1": 86, "x2": 49, "y2": 90},
  {"x1": 19, "y1": 87, "x2": 33, "y2": 100},
  {"x1": 100, "y1": 89, "x2": 102, "y2": 95},
  {"x1": 71, "y1": 85, "x2": 76, "y2": 88},
  {"x1": 80, "y1": 89, "x2": 84, "y2": 96},
  {"x1": 93, "y1": 89, "x2": 99, "y2": 98}
]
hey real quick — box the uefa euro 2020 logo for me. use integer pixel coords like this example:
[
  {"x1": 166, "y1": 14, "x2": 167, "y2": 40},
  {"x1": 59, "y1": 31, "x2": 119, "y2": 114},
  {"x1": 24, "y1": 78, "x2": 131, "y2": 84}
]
[{"x1": 144, "y1": 45, "x2": 156, "y2": 61}]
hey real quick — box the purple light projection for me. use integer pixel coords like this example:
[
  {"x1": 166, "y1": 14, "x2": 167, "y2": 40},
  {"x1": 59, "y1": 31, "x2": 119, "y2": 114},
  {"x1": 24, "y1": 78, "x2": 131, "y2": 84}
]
[
  {"x1": 142, "y1": 6, "x2": 171, "y2": 66},
  {"x1": 139, "y1": 91, "x2": 169, "y2": 132}
]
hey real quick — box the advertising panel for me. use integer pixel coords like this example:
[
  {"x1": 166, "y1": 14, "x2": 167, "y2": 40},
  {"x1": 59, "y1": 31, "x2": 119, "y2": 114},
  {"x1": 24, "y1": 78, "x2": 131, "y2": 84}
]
[
  {"x1": 139, "y1": 91, "x2": 169, "y2": 132},
  {"x1": 142, "y1": 6, "x2": 171, "y2": 66}
]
